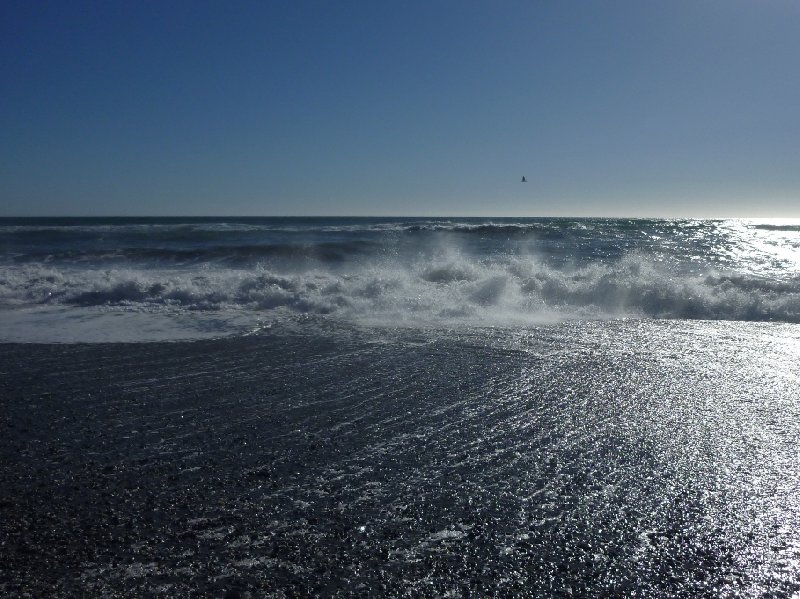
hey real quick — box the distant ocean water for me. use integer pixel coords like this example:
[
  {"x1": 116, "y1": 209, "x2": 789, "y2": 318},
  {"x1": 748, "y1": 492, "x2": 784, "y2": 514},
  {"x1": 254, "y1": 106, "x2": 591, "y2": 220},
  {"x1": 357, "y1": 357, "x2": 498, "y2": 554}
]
[
  {"x1": 1, "y1": 216, "x2": 799, "y2": 341},
  {"x1": 2, "y1": 217, "x2": 800, "y2": 596}
]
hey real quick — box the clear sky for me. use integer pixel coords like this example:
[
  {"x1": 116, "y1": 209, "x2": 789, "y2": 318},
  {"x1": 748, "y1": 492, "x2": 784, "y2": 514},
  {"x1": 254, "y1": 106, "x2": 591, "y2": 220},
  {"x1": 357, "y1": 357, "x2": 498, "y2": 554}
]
[{"x1": 2, "y1": 0, "x2": 799, "y2": 217}]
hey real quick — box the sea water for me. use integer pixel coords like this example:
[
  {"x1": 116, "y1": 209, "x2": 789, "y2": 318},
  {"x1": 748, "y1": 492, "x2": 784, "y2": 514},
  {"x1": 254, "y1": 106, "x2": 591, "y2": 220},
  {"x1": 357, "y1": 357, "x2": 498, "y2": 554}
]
[
  {"x1": 1, "y1": 217, "x2": 799, "y2": 341},
  {"x1": 1, "y1": 217, "x2": 799, "y2": 596}
]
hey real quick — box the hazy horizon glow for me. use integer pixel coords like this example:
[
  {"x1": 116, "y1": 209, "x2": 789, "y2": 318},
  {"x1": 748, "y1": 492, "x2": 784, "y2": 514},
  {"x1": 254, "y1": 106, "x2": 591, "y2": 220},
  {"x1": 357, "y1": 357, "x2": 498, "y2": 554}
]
[{"x1": 2, "y1": 1, "x2": 799, "y2": 217}]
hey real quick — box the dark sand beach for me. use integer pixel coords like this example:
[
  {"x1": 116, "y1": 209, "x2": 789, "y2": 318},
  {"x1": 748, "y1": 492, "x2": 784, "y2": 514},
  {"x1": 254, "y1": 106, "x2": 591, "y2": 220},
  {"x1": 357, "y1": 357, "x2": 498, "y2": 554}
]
[{"x1": 2, "y1": 320, "x2": 800, "y2": 597}]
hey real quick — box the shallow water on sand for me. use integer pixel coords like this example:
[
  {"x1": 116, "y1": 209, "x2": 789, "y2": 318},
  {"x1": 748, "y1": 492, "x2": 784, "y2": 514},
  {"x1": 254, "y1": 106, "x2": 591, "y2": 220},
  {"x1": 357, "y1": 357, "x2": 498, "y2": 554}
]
[{"x1": 1, "y1": 318, "x2": 799, "y2": 597}]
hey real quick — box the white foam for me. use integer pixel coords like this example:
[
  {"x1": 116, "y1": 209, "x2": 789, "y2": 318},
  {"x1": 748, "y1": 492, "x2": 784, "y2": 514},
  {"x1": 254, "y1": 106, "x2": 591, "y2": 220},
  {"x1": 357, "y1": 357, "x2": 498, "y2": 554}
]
[
  {"x1": 0, "y1": 305, "x2": 266, "y2": 343},
  {"x1": 2, "y1": 250, "x2": 799, "y2": 342}
]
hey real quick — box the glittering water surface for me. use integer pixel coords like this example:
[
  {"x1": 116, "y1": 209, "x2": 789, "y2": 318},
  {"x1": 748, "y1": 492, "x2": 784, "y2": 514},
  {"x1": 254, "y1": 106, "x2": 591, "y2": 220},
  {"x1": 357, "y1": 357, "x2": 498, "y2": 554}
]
[{"x1": 2, "y1": 318, "x2": 799, "y2": 596}]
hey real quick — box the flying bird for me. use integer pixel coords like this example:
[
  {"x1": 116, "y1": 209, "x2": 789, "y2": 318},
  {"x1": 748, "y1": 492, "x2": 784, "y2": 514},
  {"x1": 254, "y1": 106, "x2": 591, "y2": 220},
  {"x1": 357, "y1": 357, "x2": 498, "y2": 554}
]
[{"x1": 521, "y1": 176, "x2": 527, "y2": 183}]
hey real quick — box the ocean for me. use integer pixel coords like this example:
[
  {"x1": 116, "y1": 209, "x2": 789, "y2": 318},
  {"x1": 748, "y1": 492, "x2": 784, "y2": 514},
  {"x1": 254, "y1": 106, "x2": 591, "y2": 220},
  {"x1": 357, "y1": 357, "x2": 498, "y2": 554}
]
[{"x1": 1, "y1": 217, "x2": 800, "y2": 596}]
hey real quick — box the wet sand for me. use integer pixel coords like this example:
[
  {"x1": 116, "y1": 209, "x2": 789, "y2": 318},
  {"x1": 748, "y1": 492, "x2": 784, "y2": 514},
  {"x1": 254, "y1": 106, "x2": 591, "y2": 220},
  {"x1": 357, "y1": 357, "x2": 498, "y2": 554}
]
[{"x1": 2, "y1": 321, "x2": 800, "y2": 597}]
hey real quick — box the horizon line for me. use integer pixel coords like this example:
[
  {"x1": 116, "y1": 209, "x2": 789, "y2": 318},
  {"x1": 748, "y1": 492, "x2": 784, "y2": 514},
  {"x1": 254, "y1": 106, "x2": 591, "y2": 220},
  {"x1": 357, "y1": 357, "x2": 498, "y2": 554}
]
[{"x1": 2, "y1": 214, "x2": 800, "y2": 221}]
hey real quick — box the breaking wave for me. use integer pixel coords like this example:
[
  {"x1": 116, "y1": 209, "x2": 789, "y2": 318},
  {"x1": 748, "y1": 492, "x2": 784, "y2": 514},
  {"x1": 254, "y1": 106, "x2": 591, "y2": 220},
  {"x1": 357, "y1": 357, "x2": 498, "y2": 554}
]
[
  {"x1": 3, "y1": 253, "x2": 799, "y2": 324},
  {"x1": 3, "y1": 216, "x2": 800, "y2": 342}
]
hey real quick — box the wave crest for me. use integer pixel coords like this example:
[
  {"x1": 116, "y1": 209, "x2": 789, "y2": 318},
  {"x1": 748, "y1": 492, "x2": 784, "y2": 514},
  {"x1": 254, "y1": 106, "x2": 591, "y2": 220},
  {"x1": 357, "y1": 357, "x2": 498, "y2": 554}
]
[{"x1": 3, "y1": 253, "x2": 799, "y2": 324}]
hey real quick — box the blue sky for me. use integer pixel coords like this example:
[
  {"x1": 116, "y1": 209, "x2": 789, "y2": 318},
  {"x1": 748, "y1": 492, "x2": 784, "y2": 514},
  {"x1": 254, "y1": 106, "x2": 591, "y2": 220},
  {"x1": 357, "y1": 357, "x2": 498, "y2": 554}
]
[{"x1": 2, "y1": 0, "x2": 799, "y2": 217}]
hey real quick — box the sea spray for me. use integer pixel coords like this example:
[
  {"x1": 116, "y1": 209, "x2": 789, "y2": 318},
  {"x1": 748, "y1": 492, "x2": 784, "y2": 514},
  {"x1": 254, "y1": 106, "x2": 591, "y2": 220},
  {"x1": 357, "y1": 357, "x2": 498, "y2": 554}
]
[{"x1": 2, "y1": 217, "x2": 800, "y2": 341}]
